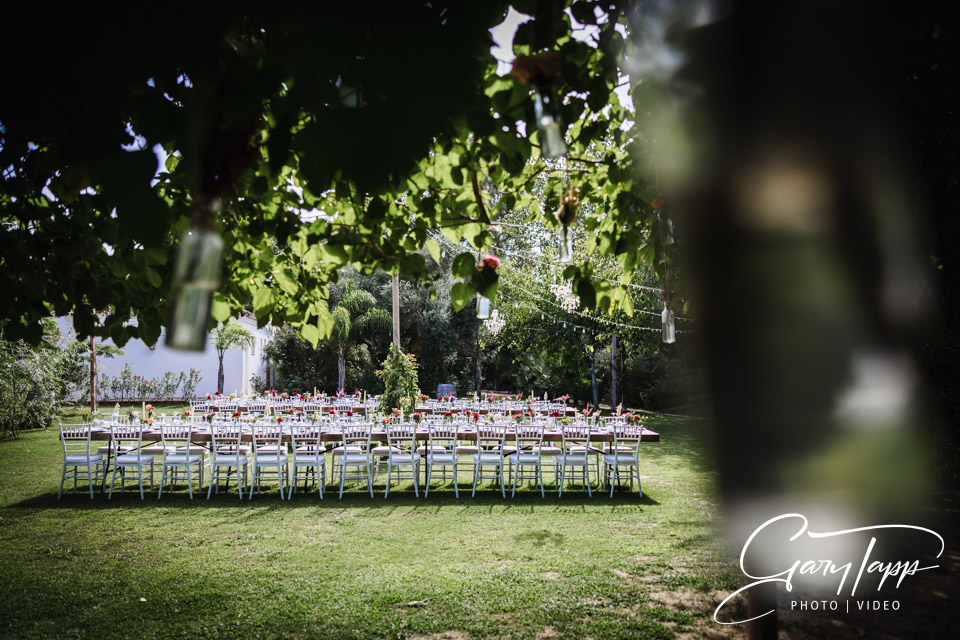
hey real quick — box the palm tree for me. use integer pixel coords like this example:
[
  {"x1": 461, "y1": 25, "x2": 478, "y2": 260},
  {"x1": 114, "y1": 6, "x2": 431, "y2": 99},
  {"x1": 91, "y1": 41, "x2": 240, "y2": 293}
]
[
  {"x1": 213, "y1": 322, "x2": 255, "y2": 394},
  {"x1": 330, "y1": 282, "x2": 391, "y2": 393}
]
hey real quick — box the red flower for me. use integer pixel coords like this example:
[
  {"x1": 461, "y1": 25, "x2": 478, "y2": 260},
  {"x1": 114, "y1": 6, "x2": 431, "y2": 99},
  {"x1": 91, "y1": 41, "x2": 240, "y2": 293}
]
[
  {"x1": 206, "y1": 395, "x2": 212, "y2": 400},
  {"x1": 473, "y1": 412, "x2": 480, "y2": 422},
  {"x1": 329, "y1": 409, "x2": 336, "y2": 415},
  {"x1": 444, "y1": 412, "x2": 453, "y2": 417},
  {"x1": 346, "y1": 411, "x2": 353, "y2": 417},
  {"x1": 232, "y1": 412, "x2": 240, "y2": 418},
  {"x1": 215, "y1": 391, "x2": 221, "y2": 396},
  {"x1": 480, "y1": 255, "x2": 500, "y2": 270},
  {"x1": 550, "y1": 411, "x2": 561, "y2": 417},
  {"x1": 277, "y1": 418, "x2": 283, "y2": 423}
]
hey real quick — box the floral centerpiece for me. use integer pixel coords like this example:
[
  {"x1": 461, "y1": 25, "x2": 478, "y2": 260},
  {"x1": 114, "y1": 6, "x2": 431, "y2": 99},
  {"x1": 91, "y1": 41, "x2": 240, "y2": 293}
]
[
  {"x1": 182, "y1": 410, "x2": 192, "y2": 418},
  {"x1": 411, "y1": 412, "x2": 421, "y2": 424},
  {"x1": 126, "y1": 410, "x2": 138, "y2": 422},
  {"x1": 550, "y1": 411, "x2": 562, "y2": 418},
  {"x1": 443, "y1": 411, "x2": 453, "y2": 422}
]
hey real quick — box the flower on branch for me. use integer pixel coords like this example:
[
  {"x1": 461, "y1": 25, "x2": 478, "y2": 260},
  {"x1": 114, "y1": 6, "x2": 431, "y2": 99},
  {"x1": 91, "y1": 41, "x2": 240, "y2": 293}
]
[{"x1": 479, "y1": 255, "x2": 500, "y2": 270}]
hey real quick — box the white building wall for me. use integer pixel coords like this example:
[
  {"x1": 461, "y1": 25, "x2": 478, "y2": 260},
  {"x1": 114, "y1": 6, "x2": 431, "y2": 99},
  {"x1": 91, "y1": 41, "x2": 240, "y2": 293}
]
[{"x1": 58, "y1": 315, "x2": 273, "y2": 398}]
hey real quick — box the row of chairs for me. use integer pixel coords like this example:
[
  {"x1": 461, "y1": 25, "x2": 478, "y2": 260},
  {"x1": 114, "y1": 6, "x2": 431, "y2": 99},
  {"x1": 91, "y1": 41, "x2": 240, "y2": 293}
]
[{"x1": 57, "y1": 422, "x2": 645, "y2": 500}]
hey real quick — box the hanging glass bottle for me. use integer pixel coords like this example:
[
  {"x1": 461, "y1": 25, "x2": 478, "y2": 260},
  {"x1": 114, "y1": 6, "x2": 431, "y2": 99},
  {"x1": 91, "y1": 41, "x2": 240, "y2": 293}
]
[
  {"x1": 533, "y1": 89, "x2": 567, "y2": 158},
  {"x1": 476, "y1": 295, "x2": 491, "y2": 319},
  {"x1": 166, "y1": 200, "x2": 224, "y2": 351},
  {"x1": 661, "y1": 304, "x2": 676, "y2": 344},
  {"x1": 558, "y1": 226, "x2": 573, "y2": 262}
]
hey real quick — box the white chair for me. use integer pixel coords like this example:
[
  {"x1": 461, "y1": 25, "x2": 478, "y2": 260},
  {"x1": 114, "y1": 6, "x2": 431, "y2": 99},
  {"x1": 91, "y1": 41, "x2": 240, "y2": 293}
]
[
  {"x1": 472, "y1": 425, "x2": 507, "y2": 498},
  {"x1": 383, "y1": 423, "x2": 421, "y2": 498},
  {"x1": 157, "y1": 424, "x2": 204, "y2": 499},
  {"x1": 207, "y1": 424, "x2": 249, "y2": 499},
  {"x1": 603, "y1": 423, "x2": 644, "y2": 497},
  {"x1": 424, "y1": 424, "x2": 459, "y2": 498},
  {"x1": 511, "y1": 423, "x2": 545, "y2": 498},
  {"x1": 108, "y1": 423, "x2": 155, "y2": 500},
  {"x1": 58, "y1": 423, "x2": 107, "y2": 499},
  {"x1": 338, "y1": 423, "x2": 373, "y2": 499},
  {"x1": 289, "y1": 424, "x2": 326, "y2": 499},
  {"x1": 250, "y1": 424, "x2": 288, "y2": 499},
  {"x1": 558, "y1": 424, "x2": 592, "y2": 497}
]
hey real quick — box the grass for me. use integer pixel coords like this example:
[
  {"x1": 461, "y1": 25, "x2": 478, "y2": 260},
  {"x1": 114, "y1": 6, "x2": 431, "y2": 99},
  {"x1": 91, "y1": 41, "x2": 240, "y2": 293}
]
[{"x1": 0, "y1": 409, "x2": 743, "y2": 640}]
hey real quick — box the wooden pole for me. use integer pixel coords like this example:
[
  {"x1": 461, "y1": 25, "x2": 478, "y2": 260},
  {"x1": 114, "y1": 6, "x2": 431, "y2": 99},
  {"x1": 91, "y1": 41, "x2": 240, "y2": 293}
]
[{"x1": 392, "y1": 274, "x2": 400, "y2": 347}]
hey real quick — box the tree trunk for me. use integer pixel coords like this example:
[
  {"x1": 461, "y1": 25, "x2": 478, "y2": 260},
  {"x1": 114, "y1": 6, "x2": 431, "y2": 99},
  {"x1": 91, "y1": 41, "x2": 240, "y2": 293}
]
[
  {"x1": 89, "y1": 336, "x2": 97, "y2": 414},
  {"x1": 337, "y1": 345, "x2": 346, "y2": 392},
  {"x1": 611, "y1": 334, "x2": 618, "y2": 409},
  {"x1": 217, "y1": 352, "x2": 225, "y2": 394}
]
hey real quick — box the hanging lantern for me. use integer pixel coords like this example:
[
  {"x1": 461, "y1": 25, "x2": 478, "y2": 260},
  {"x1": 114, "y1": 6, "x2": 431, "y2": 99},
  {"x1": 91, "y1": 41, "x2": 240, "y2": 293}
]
[
  {"x1": 166, "y1": 200, "x2": 223, "y2": 351},
  {"x1": 533, "y1": 89, "x2": 567, "y2": 158},
  {"x1": 661, "y1": 305, "x2": 676, "y2": 344},
  {"x1": 476, "y1": 295, "x2": 491, "y2": 319},
  {"x1": 555, "y1": 187, "x2": 580, "y2": 264},
  {"x1": 558, "y1": 226, "x2": 574, "y2": 263},
  {"x1": 510, "y1": 51, "x2": 567, "y2": 160}
]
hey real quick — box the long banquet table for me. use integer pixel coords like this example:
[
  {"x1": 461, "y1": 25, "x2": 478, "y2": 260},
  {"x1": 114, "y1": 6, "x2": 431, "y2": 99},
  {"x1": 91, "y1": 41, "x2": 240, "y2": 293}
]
[
  {"x1": 85, "y1": 424, "x2": 659, "y2": 493},
  {"x1": 87, "y1": 426, "x2": 659, "y2": 444}
]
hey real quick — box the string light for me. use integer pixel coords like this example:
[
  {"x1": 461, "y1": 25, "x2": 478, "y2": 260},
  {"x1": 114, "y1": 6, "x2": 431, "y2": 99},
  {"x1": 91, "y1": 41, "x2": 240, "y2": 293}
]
[{"x1": 429, "y1": 231, "x2": 691, "y2": 335}]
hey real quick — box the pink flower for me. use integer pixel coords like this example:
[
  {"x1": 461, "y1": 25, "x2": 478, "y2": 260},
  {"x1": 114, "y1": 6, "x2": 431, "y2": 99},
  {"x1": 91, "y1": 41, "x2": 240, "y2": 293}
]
[{"x1": 480, "y1": 255, "x2": 500, "y2": 270}]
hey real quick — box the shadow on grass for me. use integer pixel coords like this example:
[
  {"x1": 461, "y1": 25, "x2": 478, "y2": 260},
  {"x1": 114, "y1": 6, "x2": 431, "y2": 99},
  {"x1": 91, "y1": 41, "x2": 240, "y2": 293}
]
[{"x1": 10, "y1": 485, "x2": 660, "y2": 511}]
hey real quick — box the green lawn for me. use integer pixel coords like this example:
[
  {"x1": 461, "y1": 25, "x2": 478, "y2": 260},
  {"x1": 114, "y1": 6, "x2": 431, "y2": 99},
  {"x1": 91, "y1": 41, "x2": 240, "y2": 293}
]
[{"x1": 0, "y1": 411, "x2": 743, "y2": 639}]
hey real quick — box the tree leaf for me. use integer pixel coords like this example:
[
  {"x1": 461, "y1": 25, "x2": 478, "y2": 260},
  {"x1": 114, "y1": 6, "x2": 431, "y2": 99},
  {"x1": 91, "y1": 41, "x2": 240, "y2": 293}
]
[
  {"x1": 425, "y1": 239, "x2": 442, "y2": 265},
  {"x1": 449, "y1": 282, "x2": 474, "y2": 311},
  {"x1": 452, "y1": 252, "x2": 476, "y2": 279}
]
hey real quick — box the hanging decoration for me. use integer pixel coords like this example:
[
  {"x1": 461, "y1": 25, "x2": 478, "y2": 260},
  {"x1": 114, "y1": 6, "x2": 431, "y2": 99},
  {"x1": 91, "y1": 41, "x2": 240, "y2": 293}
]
[
  {"x1": 475, "y1": 254, "x2": 500, "y2": 320},
  {"x1": 476, "y1": 295, "x2": 491, "y2": 319},
  {"x1": 549, "y1": 281, "x2": 580, "y2": 312},
  {"x1": 511, "y1": 51, "x2": 568, "y2": 159},
  {"x1": 661, "y1": 304, "x2": 676, "y2": 344},
  {"x1": 555, "y1": 186, "x2": 579, "y2": 263},
  {"x1": 166, "y1": 199, "x2": 224, "y2": 351},
  {"x1": 484, "y1": 309, "x2": 505, "y2": 335}
]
